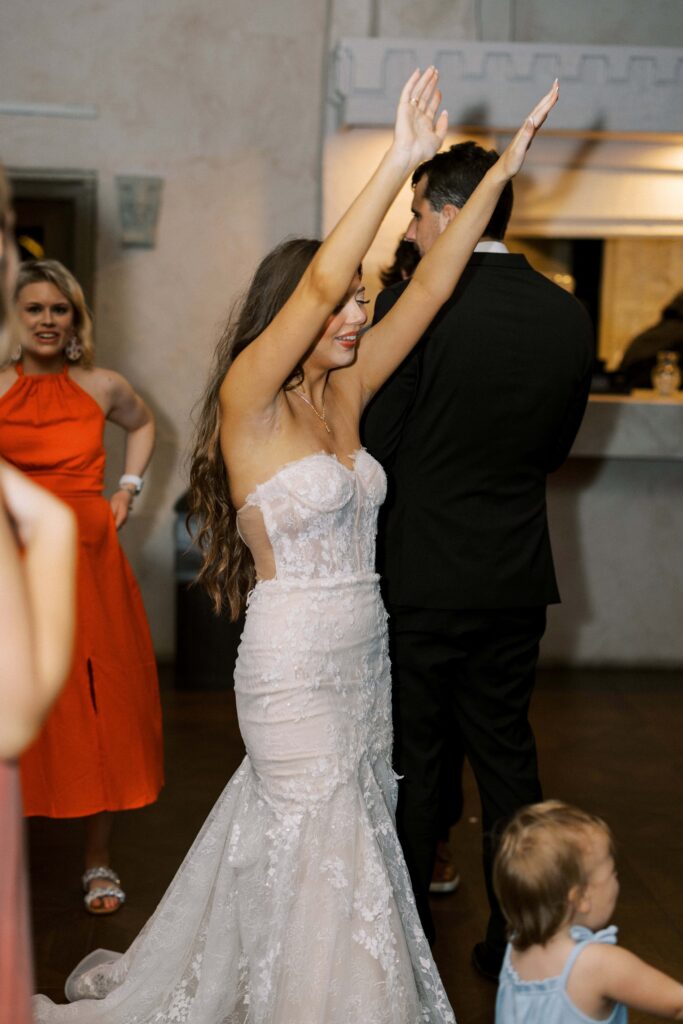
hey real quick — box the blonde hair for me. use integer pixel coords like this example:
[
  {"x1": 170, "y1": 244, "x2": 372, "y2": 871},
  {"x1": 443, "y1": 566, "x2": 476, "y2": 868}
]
[
  {"x1": 493, "y1": 800, "x2": 613, "y2": 951},
  {"x1": 15, "y1": 259, "x2": 95, "y2": 368}
]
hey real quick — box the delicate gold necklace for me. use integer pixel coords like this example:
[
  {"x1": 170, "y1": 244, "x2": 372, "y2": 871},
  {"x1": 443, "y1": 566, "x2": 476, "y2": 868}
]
[{"x1": 292, "y1": 388, "x2": 331, "y2": 434}]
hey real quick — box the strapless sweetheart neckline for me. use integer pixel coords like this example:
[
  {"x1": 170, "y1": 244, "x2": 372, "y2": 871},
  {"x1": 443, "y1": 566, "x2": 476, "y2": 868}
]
[{"x1": 237, "y1": 448, "x2": 368, "y2": 512}]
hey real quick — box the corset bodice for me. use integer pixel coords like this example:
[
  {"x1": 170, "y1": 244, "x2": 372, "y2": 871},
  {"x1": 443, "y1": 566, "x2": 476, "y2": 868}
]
[{"x1": 237, "y1": 449, "x2": 386, "y2": 581}]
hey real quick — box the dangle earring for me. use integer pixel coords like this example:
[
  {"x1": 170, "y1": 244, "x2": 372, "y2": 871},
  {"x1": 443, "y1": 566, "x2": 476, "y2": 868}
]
[
  {"x1": 10, "y1": 342, "x2": 22, "y2": 362},
  {"x1": 65, "y1": 334, "x2": 84, "y2": 362}
]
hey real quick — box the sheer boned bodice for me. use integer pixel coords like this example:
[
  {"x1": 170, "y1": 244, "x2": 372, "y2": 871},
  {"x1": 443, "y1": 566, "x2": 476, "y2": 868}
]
[{"x1": 236, "y1": 450, "x2": 386, "y2": 581}]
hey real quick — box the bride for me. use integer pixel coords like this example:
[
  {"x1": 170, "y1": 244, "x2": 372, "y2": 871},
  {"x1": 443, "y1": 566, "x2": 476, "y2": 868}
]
[{"x1": 34, "y1": 70, "x2": 558, "y2": 1023}]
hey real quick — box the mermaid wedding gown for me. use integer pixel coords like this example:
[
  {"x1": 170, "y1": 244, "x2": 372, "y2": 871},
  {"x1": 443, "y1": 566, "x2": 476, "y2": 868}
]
[{"x1": 34, "y1": 450, "x2": 455, "y2": 1024}]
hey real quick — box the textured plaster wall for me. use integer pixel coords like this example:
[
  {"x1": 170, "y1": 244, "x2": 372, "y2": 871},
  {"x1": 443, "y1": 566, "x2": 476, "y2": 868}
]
[
  {"x1": 1, "y1": 0, "x2": 327, "y2": 659},
  {"x1": 511, "y1": 0, "x2": 683, "y2": 47}
]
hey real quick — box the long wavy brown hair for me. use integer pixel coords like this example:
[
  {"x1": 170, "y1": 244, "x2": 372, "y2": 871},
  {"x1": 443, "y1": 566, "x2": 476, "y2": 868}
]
[{"x1": 189, "y1": 237, "x2": 322, "y2": 619}]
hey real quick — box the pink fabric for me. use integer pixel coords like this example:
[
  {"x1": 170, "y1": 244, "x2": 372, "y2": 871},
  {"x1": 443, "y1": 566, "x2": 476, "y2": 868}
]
[{"x1": 0, "y1": 758, "x2": 33, "y2": 1024}]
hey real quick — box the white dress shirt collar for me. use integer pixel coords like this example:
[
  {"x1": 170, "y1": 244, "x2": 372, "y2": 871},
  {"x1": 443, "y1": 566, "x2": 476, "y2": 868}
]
[{"x1": 473, "y1": 240, "x2": 509, "y2": 254}]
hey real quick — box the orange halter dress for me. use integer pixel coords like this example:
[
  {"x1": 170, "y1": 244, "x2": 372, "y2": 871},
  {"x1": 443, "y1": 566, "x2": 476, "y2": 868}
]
[{"x1": 0, "y1": 365, "x2": 164, "y2": 818}]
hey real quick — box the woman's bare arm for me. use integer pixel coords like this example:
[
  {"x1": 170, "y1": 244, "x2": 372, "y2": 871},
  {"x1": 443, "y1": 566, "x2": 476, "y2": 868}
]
[
  {"x1": 353, "y1": 81, "x2": 559, "y2": 403},
  {"x1": 91, "y1": 368, "x2": 155, "y2": 529},
  {"x1": 0, "y1": 461, "x2": 77, "y2": 759},
  {"x1": 222, "y1": 68, "x2": 448, "y2": 424}
]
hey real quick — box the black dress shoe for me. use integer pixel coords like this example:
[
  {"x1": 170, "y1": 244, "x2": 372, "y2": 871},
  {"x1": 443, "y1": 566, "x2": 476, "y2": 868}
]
[{"x1": 471, "y1": 941, "x2": 503, "y2": 983}]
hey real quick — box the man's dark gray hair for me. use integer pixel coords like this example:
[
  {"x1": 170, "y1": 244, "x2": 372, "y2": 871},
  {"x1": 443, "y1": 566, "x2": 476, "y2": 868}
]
[{"x1": 412, "y1": 141, "x2": 514, "y2": 241}]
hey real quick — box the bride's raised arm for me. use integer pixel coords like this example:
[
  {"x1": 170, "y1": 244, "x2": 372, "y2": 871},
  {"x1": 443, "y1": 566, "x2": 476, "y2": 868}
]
[
  {"x1": 354, "y1": 80, "x2": 559, "y2": 403},
  {"x1": 220, "y1": 67, "x2": 448, "y2": 422}
]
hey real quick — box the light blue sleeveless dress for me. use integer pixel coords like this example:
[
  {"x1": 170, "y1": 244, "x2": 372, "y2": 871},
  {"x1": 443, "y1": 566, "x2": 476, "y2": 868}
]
[{"x1": 496, "y1": 925, "x2": 628, "y2": 1024}]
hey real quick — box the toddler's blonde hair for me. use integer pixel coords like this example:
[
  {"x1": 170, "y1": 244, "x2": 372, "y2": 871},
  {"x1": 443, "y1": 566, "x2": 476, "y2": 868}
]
[{"x1": 493, "y1": 800, "x2": 613, "y2": 951}]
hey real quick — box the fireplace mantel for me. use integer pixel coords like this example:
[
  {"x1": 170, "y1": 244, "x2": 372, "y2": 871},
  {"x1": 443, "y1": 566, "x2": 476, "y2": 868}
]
[{"x1": 330, "y1": 39, "x2": 683, "y2": 136}]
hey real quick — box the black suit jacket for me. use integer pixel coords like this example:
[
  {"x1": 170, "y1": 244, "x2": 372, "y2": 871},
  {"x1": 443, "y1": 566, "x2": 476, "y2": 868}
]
[{"x1": 362, "y1": 252, "x2": 594, "y2": 610}]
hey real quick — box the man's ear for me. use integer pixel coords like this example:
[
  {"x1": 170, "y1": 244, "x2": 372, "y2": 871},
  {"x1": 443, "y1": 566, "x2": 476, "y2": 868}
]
[{"x1": 440, "y1": 203, "x2": 460, "y2": 227}]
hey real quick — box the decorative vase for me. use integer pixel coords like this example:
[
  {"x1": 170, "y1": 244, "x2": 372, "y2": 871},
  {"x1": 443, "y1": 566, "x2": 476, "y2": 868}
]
[{"x1": 651, "y1": 350, "x2": 681, "y2": 396}]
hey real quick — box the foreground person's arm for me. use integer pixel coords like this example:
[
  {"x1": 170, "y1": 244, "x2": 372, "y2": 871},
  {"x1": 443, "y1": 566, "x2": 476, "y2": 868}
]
[{"x1": 0, "y1": 461, "x2": 77, "y2": 758}]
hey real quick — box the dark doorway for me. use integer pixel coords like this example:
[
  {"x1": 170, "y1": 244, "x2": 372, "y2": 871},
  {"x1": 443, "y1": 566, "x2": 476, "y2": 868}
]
[
  {"x1": 8, "y1": 170, "x2": 97, "y2": 304},
  {"x1": 14, "y1": 197, "x2": 75, "y2": 267}
]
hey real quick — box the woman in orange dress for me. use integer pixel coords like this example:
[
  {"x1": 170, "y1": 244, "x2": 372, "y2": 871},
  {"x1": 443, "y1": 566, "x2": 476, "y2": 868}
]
[
  {"x1": 0, "y1": 258, "x2": 164, "y2": 914},
  {"x1": 0, "y1": 181, "x2": 77, "y2": 1021}
]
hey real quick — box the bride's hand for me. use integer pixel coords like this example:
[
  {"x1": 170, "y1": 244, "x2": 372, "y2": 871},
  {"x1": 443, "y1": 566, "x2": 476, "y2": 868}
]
[
  {"x1": 392, "y1": 67, "x2": 449, "y2": 168},
  {"x1": 497, "y1": 79, "x2": 559, "y2": 180}
]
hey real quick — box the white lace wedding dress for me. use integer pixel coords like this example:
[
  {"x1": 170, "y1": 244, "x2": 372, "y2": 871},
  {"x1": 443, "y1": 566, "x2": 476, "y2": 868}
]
[{"x1": 34, "y1": 450, "x2": 455, "y2": 1024}]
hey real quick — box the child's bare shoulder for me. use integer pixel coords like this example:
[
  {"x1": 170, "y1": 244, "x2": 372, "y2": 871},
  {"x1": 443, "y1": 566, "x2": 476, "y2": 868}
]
[
  {"x1": 566, "y1": 942, "x2": 623, "y2": 1019},
  {"x1": 575, "y1": 939, "x2": 622, "y2": 969}
]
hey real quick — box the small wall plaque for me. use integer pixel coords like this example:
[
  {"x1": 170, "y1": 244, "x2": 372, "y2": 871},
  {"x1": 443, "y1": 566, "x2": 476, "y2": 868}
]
[{"x1": 115, "y1": 175, "x2": 163, "y2": 248}]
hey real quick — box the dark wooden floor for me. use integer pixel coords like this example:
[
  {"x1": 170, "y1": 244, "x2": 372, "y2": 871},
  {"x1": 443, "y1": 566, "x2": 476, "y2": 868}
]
[{"x1": 29, "y1": 668, "x2": 683, "y2": 1023}]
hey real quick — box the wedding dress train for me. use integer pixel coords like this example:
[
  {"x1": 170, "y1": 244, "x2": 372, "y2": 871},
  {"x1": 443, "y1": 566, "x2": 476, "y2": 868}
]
[{"x1": 34, "y1": 450, "x2": 455, "y2": 1024}]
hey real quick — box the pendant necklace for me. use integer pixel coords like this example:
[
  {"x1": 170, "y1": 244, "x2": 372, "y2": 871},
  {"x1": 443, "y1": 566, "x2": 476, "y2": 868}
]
[{"x1": 292, "y1": 388, "x2": 331, "y2": 434}]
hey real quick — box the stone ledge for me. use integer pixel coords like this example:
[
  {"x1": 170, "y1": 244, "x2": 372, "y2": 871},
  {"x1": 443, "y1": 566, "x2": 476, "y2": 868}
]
[
  {"x1": 331, "y1": 39, "x2": 683, "y2": 134},
  {"x1": 570, "y1": 392, "x2": 683, "y2": 460}
]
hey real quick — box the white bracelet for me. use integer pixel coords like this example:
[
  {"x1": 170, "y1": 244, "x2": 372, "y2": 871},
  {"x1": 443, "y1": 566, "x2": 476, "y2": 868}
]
[{"x1": 119, "y1": 474, "x2": 144, "y2": 495}]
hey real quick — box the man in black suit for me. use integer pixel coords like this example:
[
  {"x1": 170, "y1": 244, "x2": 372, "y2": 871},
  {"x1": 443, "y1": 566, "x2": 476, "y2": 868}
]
[{"x1": 362, "y1": 141, "x2": 594, "y2": 979}]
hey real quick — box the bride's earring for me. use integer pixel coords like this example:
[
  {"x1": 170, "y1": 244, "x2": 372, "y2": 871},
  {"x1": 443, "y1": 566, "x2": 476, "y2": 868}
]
[{"x1": 65, "y1": 334, "x2": 84, "y2": 362}]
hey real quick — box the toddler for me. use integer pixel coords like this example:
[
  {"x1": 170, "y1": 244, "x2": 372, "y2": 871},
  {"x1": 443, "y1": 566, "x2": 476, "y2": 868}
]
[{"x1": 493, "y1": 801, "x2": 683, "y2": 1022}]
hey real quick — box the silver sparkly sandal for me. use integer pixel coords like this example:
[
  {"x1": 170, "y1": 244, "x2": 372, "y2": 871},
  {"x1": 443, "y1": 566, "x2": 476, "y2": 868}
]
[{"x1": 82, "y1": 866, "x2": 126, "y2": 915}]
